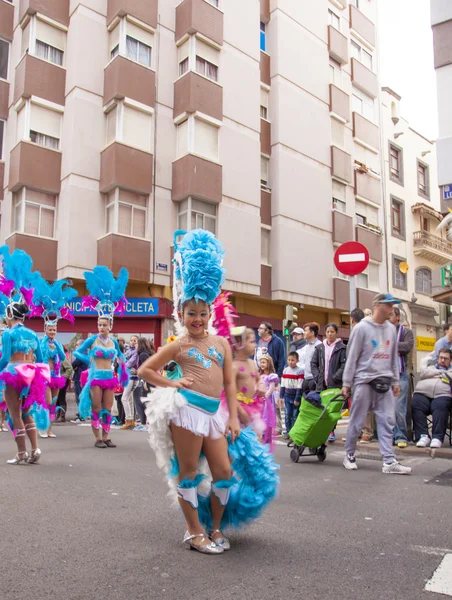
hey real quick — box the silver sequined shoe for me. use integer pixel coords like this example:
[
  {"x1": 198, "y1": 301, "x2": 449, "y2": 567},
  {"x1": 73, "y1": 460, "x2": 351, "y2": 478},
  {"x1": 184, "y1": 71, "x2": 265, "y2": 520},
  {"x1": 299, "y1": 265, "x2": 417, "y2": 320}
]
[
  {"x1": 28, "y1": 448, "x2": 42, "y2": 464},
  {"x1": 209, "y1": 529, "x2": 231, "y2": 551},
  {"x1": 7, "y1": 451, "x2": 29, "y2": 465},
  {"x1": 183, "y1": 531, "x2": 224, "y2": 555}
]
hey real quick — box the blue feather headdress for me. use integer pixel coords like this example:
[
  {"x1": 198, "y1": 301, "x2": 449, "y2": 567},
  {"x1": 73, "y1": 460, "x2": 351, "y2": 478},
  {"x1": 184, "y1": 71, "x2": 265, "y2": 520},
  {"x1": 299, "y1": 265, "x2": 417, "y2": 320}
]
[
  {"x1": 82, "y1": 266, "x2": 129, "y2": 323},
  {"x1": 172, "y1": 229, "x2": 225, "y2": 333},
  {"x1": 30, "y1": 275, "x2": 78, "y2": 326},
  {"x1": 0, "y1": 245, "x2": 39, "y2": 314}
]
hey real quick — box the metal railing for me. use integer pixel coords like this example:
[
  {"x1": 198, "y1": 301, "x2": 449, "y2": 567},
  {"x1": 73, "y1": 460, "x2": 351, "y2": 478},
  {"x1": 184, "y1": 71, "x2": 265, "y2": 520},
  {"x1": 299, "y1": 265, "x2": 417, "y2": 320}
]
[{"x1": 413, "y1": 230, "x2": 452, "y2": 256}]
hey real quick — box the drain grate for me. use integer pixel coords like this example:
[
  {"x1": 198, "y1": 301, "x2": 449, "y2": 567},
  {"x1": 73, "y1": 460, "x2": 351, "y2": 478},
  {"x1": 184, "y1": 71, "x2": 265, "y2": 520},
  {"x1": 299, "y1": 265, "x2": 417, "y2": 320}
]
[{"x1": 428, "y1": 468, "x2": 452, "y2": 486}]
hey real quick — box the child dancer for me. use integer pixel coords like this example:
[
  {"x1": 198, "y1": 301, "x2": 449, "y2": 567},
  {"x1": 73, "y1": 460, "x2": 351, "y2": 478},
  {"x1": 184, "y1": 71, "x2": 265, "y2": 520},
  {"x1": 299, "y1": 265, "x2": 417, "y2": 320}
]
[
  {"x1": 259, "y1": 355, "x2": 279, "y2": 451},
  {"x1": 74, "y1": 267, "x2": 129, "y2": 448},
  {"x1": 140, "y1": 229, "x2": 279, "y2": 555},
  {"x1": 31, "y1": 277, "x2": 77, "y2": 439}
]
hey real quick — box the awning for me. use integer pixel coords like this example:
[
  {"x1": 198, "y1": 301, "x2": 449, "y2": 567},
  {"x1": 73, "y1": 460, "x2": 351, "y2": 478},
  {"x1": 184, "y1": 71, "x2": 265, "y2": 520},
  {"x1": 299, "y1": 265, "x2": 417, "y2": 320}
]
[{"x1": 412, "y1": 202, "x2": 443, "y2": 223}]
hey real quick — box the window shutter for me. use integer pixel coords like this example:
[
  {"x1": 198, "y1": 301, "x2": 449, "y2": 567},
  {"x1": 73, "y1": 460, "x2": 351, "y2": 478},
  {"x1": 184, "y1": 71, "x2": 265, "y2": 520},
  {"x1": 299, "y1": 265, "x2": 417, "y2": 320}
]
[
  {"x1": 123, "y1": 105, "x2": 152, "y2": 152},
  {"x1": 24, "y1": 203, "x2": 40, "y2": 235},
  {"x1": 109, "y1": 23, "x2": 120, "y2": 53},
  {"x1": 176, "y1": 120, "x2": 189, "y2": 158},
  {"x1": 106, "y1": 106, "x2": 117, "y2": 145},
  {"x1": 126, "y1": 21, "x2": 153, "y2": 47},
  {"x1": 40, "y1": 208, "x2": 55, "y2": 237},
  {"x1": 30, "y1": 104, "x2": 61, "y2": 139},
  {"x1": 35, "y1": 18, "x2": 66, "y2": 51},
  {"x1": 195, "y1": 119, "x2": 218, "y2": 161},
  {"x1": 133, "y1": 208, "x2": 146, "y2": 238},
  {"x1": 178, "y1": 39, "x2": 190, "y2": 64},
  {"x1": 196, "y1": 39, "x2": 219, "y2": 66},
  {"x1": 118, "y1": 203, "x2": 132, "y2": 235}
]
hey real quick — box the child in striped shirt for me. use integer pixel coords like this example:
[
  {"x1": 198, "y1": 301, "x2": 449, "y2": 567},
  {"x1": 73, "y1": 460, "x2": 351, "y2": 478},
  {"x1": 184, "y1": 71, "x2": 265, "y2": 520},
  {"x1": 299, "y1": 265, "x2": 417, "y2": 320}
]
[{"x1": 280, "y1": 352, "x2": 304, "y2": 438}]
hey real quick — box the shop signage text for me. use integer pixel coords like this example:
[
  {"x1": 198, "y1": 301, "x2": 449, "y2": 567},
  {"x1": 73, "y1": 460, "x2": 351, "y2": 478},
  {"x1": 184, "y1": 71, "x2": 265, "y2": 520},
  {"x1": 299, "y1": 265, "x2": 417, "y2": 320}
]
[
  {"x1": 416, "y1": 336, "x2": 436, "y2": 352},
  {"x1": 68, "y1": 297, "x2": 159, "y2": 317},
  {"x1": 440, "y1": 264, "x2": 452, "y2": 287}
]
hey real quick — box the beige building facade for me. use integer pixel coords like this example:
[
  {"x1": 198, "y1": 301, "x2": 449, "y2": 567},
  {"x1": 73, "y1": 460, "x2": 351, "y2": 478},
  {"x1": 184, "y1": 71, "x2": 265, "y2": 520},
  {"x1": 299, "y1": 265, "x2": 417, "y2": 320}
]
[{"x1": 0, "y1": 0, "x2": 385, "y2": 342}]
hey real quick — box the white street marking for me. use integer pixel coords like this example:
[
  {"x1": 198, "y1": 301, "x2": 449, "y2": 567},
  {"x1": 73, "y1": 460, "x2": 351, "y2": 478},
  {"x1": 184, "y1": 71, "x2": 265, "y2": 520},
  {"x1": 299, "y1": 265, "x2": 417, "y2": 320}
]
[
  {"x1": 411, "y1": 545, "x2": 452, "y2": 557},
  {"x1": 425, "y1": 553, "x2": 452, "y2": 596}
]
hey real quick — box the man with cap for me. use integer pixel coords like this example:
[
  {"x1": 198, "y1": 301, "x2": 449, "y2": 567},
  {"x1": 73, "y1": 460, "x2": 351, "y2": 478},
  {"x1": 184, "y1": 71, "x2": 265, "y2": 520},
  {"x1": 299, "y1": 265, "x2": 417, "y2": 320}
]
[
  {"x1": 289, "y1": 327, "x2": 306, "y2": 354},
  {"x1": 342, "y1": 293, "x2": 412, "y2": 475}
]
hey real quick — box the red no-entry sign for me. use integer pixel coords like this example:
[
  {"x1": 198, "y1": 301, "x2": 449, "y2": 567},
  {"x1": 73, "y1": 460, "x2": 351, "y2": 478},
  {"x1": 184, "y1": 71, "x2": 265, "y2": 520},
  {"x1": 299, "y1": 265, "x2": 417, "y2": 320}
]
[{"x1": 334, "y1": 241, "x2": 369, "y2": 276}]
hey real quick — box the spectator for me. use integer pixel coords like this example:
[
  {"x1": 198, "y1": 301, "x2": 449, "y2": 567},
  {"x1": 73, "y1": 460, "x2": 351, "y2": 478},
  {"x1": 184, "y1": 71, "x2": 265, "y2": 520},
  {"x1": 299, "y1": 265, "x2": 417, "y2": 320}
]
[
  {"x1": 256, "y1": 322, "x2": 286, "y2": 379},
  {"x1": 289, "y1": 327, "x2": 306, "y2": 353},
  {"x1": 280, "y1": 351, "x2": 303, "y2": 438},
  {"x1": 433, "y1": 324, "x2": 452, "y2": 361},
  {"x1": 342, "y1": 293, "x2": 412, "y2": 475},
  {"x1": 297, "y1": 322, "x2": 322, "y2": 397},
  {"x1": 70, "y1": 339, "x2": 88, "y2": 424},
  {"x1": 311, "y1": 323, "x2": 347, "y2": 441},
  {"x1": 350, "y1": 308, "x2": 365, "y2": 328},
  {"x1": 412, "y1": 348, "x2": 452, "y2": 449},
  {"x1": 120, "y1": 335, "x2": 139, "y2": 430},
  {"x1": 389, "y1": 306, "x2": 414, "y2": 448},
  {"x1": 133, "y1": 337, "x2": 155, "y2": 430}
]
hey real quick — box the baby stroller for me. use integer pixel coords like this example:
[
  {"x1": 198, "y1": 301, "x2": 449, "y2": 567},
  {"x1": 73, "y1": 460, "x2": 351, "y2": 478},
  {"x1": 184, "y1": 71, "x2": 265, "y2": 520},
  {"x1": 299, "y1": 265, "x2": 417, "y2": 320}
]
[{"x1": 288, "y1": 388, "x2": 345, "y2": 463}]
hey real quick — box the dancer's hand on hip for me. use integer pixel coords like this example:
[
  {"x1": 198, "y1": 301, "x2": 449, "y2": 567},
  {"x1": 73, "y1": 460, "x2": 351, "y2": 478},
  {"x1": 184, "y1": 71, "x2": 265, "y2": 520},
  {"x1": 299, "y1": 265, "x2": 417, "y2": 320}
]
[
  {"x1": 226, "y1": 417, "x2": 241, "y2": 442},
  {"x1": 174, "y1": 377, "x2": 194, "y2": 389}
]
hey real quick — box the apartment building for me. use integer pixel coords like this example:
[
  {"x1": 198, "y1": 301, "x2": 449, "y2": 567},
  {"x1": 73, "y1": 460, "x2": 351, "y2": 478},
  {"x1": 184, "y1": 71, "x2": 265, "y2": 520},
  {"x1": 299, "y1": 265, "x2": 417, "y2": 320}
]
[
  {"x1": 380, "y1": 87, "x2": 446, "y2": 370},
  {"x1": 0, "y1": 0, "x2": 384, "y2": 343}
]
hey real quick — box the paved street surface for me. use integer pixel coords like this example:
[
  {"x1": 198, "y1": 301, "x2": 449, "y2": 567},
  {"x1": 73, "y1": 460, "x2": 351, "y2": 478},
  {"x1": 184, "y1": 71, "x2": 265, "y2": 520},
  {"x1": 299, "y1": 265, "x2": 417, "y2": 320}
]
[{"x1": 1, "y1": 417, "x2": 452, "y2": 600}]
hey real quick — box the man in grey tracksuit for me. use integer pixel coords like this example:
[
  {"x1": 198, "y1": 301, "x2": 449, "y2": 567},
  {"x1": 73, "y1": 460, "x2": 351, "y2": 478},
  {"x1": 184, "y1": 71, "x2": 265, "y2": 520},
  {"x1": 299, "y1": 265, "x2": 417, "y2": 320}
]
[{"x1": 342, "y1": 293, "x2": 412, "y2": 475}]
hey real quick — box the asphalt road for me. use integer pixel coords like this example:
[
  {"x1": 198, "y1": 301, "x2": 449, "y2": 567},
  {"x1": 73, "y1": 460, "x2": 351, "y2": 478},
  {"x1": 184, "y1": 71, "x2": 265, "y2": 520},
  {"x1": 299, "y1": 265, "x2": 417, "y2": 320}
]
[{"x1": 1, "y1": 420, "x2": 451, "y2": 600}]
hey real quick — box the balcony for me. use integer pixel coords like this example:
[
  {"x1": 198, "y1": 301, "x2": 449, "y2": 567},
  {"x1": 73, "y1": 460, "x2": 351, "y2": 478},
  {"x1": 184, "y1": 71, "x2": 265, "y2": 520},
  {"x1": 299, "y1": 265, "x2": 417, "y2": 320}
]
[
  {"x1": 334, "y1": 277, "x2": 349, "y2": 311},
  {"x1": 356, "y1": 224, "x2": 382, "y2": 262},
  {"x1": 174, "y1": 71, "x2": 222, "y2": 121},
  {"x1": 260, "y1": 0, "x2": 270, "y2": 23},
  {"x1": 7, "y1": 233, "x2": 57, "y2": 280},
  {"x1": 0, "y1": 161, "x2": 5, "y2": 201},
  {"x1": 261, "y1": 188, "x2": 271, "y2": 226},
  {"x1": 329, "y1": 84, "x2": 349, "y2": 122},
  {"x1": 333, "y1": 210, "x2": 353, "y2": 244},
  {"x1": 176, "y1": 0, "x2": 223, "y2": 45},
  {"x1": 261, "y1": 264, "x2": 271, "y2": 300},
  {"x1": 107, "y1": 0, "x2": 158, "y2": 28},
  {"x1": 357, "y1": 288, "x2": 376, "y2": 310},
  {"x1": 19, "y1": 0, "x2": 70, "y2": 26},
  {"x1": 14, "y1": 53, "x2": 66, "y2": 107},
  {"x1": 0, "y1": 0, "x2": 14, "y2": 41},
  {"x1": 413, "y1": 231, "x2": 452, "y2": 265},
  {"x1": 353, "y1": 112, "x2": 379, "y2": 151},
  {"x1": 104, "y1": 56, "x2": 155, "y2": 108},
  {"x1": 100, "y1": 142, "x2": 153, "y2": 194},
  {"x1": 97, "y1": 234, "x2": 151, "y2": 282},
  {"x1": 9, "y1": 141, "x2": 62, "y2": 194},
  {"x1": 172, "y1": 154, "x2": 222, "y2": 203},
  {"x1": 0, "y1": 80, "x2": 9, "y2": 120},
  {"x1": 260, "y1": 51, "x2": 270, "y2": 86},
  {"x1": 351, "y1": 58, "x2": 378, "y2": 99},
  {"x1": 331, "y1": 145, "x2": 351, "y2": 183},
  {"x1": 261, "y1": 118, "x2": 271, "y2": 155},
  {"x1": 349, "y1": 5, "x2": 376, "y2": 48},
  {"x1": 328, "y1": 25, "x2": 348, "y2": 65},
  {"x1": 355, "y1": 169, "x2": 381, "y2": 205}
]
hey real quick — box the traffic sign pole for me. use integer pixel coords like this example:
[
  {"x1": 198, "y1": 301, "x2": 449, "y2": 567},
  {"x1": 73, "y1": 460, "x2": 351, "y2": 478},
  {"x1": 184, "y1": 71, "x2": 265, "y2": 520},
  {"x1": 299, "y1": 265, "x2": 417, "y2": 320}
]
[{"x1": 350, "y1": 275, "x2": 356, "y2": 312}]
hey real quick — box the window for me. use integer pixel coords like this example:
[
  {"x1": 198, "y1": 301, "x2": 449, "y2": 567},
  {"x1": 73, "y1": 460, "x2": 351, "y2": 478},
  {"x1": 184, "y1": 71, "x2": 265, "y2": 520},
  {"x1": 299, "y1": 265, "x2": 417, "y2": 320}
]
[
  {"x1": 421, "y1": 216, "x2": 429, "y2": 232},
  {"x1": 179, "y1": 57, "x2": 189, "y2": 77},
  {"x1": 389, "y1": 143, "x2": 404, "y2": 186},
  {"x1": 391, "y1": 196, "x2": 405, "y2": 240},
  {"x1": 260, "y1": 88, "x2": 269, "y2": 120},
  {"x1": 332, "y1": 198, "x2": 346, "y2": 213},
  {"x1": 329, "y1": 59, "x2": 342, "y2": 87},
  {"x1": 261, "y1": 155, "x2": 269, "y2": 188},
  {"x1": 106, "y1": 189, "x2": 147, "y2": 239},
  {"x1": 416, "y1": 268, "x2": 432, "y2": 295},
  {"x1": 351, "y1": 39, "x2": 373, "y2": 71},
  {"x1": 356, "y1": 214, "x2": 366, "y2": 225},
  {"x1": 13, "y1": 189, "x2": 56, "y2": 238},
  {"x1": 328, "y1": 9, "x2": 340, "y2": 31},
  {"x1": 30, "y1": 131, "x2": 59, "y2": 150},
  {"x1": 332, "y1": 180, "x2": 346, "y2": 212},
  {"x1": 369, "y1": 264, "x2": 379, "y2": 290},
  {"x1": 417, "y1": 160, "x2": 430, "y2": 199},
  {"x1": 331, "y1": 119, "x2": 345, "y2": 148},
  {"x1": 393, "y1": 256, "x2": 407, "y2": 290},
  {"x1": 357, "y1": 272, "x2": 368, "y2": 289},
  {"x1": 17, "y1": 101, "x2": 62, "y2": 149},
  {"x1": 0, "y1": 119, "x2": 4, "y2": 160},
  {"x1": 261, "y1": 228, "x2": 271, "y2": 265},
  {"x1": 35, "y1": 40, "x2": 63, "y2": 66},
  {"x1": 176, "y1": 116, "x2": 219, "y2": 162},
  {"x1": 352, "y1": 86, "x2": 374, "y2": 121},
  {"x1": 196, "y1": 56, "x2": 218, "y2": 82},
  {"x1": 0, "y1": 38, "x2": 9, "y2": 80},
  {"x1": 260, "y1": 22, "x2": 266, "y2": 52},
  {"x1": 177, "y1": 198, "x2": 217, "y2": 234},
  {"x1": 105, "y1": 101, "x2": 152, "y2": 153},
  {"x1": 126, "y1": 35, "x2": 151, "y2": 68}
]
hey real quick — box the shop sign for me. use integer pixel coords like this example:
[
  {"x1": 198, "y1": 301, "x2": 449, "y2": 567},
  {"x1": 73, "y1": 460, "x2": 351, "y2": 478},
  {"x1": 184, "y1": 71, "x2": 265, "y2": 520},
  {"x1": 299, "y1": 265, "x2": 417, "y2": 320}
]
[
  {"x1": 416, "y1": 336, "x2": 436, "y2": 352},
  {"x1": 440, "y1": 264, "x2": 452, "y2": 287},
  {"x1": 67, "y1": 297, "x2": 159, "y2": 317}
]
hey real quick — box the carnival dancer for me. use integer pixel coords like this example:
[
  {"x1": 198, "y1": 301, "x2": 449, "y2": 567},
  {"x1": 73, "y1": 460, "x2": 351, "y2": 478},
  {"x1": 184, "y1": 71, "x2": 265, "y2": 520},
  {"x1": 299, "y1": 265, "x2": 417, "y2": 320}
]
[
  {"x1": 140, "y1": 230, "x2": 279, "y2": 555},
  {"x1": 30, "y1": 277, "x2": 77, "y2": 439},
  {"x1": 74, "y1": 266, "x2": 129, "y2": 448},
  {"x1": 0, "y1": 247, "x2": 50, "y2": 464},
  {"x1": 259, "y1": 355, "x2": 279, "y2": 451}
]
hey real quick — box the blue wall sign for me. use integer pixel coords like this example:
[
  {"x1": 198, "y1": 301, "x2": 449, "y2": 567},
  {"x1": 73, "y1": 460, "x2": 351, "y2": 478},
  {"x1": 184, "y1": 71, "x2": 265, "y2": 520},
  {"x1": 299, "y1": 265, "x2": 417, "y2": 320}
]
[
  {"x1": 68, "y1": 297, "x2": 159, "y2": 317},
  {"x1": 443, "y1": 185, "x2": 452, "y2": 200}
]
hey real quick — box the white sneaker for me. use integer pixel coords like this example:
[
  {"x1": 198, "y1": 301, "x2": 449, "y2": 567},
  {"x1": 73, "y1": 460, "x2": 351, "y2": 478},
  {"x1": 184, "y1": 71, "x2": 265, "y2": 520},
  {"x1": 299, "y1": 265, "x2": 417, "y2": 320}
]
[
  {"x1": 39, "y1": 432, "x2": 48, "y2": 439},
  {"x1": 430, "y1": 438, "x2": 442, "y2": 449},
  {"x1": 416, "y1": 435, "x2": 430, "y2": 448},
  {"x1": 382, "y1": 461, "x2": 412, "y2": 475},
  {"x1": 343, "y1": 454, "x2": 358, "y2": 470}
]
